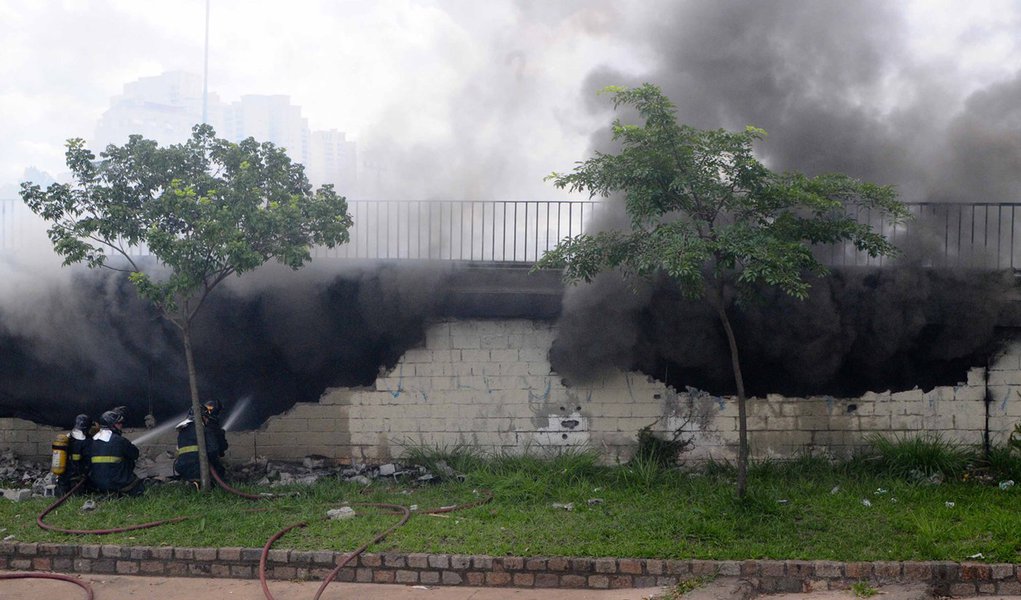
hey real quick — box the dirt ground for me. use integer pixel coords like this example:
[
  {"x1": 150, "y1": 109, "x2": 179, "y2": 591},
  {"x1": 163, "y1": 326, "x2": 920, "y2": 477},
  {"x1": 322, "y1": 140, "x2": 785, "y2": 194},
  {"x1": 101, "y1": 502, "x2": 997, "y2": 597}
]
[{"x1": 0, "y1": 573, "x2": 664, "y2": 600}]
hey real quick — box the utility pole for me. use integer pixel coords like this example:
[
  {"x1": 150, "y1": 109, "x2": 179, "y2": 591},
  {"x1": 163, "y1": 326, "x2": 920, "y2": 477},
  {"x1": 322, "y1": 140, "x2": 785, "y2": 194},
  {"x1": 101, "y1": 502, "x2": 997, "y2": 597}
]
[{"x1": 202, "y1": 0, "x2": 210, "y2": 124}]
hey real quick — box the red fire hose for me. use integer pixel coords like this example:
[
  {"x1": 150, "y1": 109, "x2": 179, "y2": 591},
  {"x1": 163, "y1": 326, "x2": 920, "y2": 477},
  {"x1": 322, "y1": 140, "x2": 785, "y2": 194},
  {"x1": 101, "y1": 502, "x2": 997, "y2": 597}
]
[
  {"x1": 0, "y1": 572, "x2": 94, "y2": 599},
  {"x1": 36, "y1": 479, "x2": 188, "y2": 535},
  {"x1": 259, "y1": 490, "x2": 493, "y2": 600}
]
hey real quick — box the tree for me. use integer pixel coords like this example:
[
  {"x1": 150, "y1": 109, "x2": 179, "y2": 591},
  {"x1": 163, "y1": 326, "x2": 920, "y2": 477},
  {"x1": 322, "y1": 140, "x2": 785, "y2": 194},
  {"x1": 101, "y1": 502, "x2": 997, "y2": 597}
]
[
  {"x1": 21, "y1": 124, "x2": 353, "y2": 491},
  {"x1": 536, "y1": 84, "x2": 908, "y2": 497}
]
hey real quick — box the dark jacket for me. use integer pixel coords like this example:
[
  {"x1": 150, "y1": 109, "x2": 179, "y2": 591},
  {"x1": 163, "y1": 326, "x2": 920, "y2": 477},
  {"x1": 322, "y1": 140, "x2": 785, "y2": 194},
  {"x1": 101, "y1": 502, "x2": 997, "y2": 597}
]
[
  {"x1": 174, "y1": 418, "x2": 228, "y2": 481},
  {"x1": 87, "y1": 428, "x2": 140, "y2": 492},
  {"x1": 66, "y1": 430, "x2": 91, "y2": 480}
]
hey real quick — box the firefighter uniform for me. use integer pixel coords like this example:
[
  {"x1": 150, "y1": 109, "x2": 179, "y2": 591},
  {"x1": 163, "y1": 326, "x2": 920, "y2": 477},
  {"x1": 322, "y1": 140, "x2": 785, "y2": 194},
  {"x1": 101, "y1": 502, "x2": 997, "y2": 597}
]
[
  {"x1": 88, "y1": 410, "x2": 144, "y2": 496},
  {"x1": 174, "y1": 400, "x2": 229, "y2": 481},
  {"x1": 56, "y1": 414, "x2": 93, "y2": 495}
]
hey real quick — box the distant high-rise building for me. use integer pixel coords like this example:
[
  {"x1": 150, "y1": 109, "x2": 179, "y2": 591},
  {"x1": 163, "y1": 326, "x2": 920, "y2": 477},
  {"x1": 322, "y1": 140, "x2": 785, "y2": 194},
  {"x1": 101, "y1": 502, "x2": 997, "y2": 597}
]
[
  {"x1": 309, "y1": 129, "x2": 357, "y2": 193},
  {"x1": 94, "y1": 71, "x2": 220, "y2": 149},
  {"x1": 222, "y1": 95, "x2": 310, "y2": 166},
  {"x1": 94, "y1": 71, "x2": 354, "y2": 194}
]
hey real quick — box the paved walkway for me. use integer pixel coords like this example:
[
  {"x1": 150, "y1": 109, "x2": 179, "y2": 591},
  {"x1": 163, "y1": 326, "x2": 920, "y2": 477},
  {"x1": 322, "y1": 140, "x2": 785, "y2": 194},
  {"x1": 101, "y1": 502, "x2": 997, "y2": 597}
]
[
  {"x1": 4, "y1": 573, "x2": 1021, "y2": 599},
  {"x1": 0, "y1": 573, "x2": 663, "y2": 600}
]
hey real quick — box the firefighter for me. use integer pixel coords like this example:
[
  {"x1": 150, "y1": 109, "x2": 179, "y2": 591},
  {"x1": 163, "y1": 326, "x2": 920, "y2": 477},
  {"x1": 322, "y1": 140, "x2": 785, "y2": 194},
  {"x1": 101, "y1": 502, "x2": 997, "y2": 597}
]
[
  {"x1": 88, "y1": 409, "x2": 144, "y2": 496},
  {"x1": 174, "y1": 399, "x2": 229, "y2": 483},
  {"x1": 55, "y1": 413, "x2": 93, "y2": 496}
]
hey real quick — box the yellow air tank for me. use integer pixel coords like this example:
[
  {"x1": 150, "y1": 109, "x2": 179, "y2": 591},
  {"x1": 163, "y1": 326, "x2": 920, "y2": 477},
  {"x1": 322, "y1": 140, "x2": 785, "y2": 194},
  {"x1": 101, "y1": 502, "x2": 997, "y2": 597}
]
[{"x1": 50, "y1": 433, "x2": 69, "y2": 475}]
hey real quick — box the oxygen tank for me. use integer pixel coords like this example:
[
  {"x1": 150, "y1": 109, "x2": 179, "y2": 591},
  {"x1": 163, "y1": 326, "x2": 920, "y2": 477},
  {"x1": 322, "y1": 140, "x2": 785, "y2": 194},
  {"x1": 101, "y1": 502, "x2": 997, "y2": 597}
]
[{"x1": 51, "y1": 433, "x2": 69, "y2": 475}]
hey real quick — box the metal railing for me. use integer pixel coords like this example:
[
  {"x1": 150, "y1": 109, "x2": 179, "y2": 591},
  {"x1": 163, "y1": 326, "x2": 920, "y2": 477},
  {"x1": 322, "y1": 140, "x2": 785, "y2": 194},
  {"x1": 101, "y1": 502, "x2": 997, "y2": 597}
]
[
  {"x1": 826, "y1": 202, "x2": 1021, "y2": 271},
  {"x1": 4, "y1": 198, "x2": 1021, "y2": 270},
  {"x1": 313, "y1": 200, "x2": 596, "y2": 263}
]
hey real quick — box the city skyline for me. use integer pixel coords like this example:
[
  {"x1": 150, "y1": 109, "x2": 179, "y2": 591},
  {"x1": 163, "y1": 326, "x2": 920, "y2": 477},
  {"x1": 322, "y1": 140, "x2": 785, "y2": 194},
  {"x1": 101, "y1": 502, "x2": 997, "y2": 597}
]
[
  {"x1": 91, "y1": 70, "x2": 357, "y2": 195},
  {"x1": 1, "y1": 2, "x2": 1019, "y2": 205}
]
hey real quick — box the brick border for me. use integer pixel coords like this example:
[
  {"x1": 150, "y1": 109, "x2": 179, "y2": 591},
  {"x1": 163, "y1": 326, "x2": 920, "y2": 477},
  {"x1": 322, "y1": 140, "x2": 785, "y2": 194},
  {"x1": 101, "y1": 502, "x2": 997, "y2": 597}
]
[{"x1": 1, "y1": 543, "x2": 1019, "y2": 595}]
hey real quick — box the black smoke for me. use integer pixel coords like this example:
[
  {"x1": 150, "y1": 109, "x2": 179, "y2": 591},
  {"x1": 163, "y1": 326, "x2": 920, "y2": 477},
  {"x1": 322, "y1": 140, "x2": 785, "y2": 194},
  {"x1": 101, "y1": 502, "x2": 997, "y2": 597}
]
[
  {"x1": 549, "y1": 1, "x2": 1021, "y2": 392},
  {"x1": 552, "y1": 267, "x2": 1015, "y2": 397},
  {"x1": 551, "y1": 267, "x2": 1012, "y2": 397},
  {"x1": 0, "y1": 262, "x2": 451, "y2": 428}
]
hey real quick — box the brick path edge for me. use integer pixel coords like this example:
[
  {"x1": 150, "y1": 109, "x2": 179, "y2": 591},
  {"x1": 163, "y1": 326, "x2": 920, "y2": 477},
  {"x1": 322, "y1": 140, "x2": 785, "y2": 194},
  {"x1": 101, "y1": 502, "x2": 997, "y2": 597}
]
[{"x1": 2, "y1": 543, "x2": 1020, "y2": 595}]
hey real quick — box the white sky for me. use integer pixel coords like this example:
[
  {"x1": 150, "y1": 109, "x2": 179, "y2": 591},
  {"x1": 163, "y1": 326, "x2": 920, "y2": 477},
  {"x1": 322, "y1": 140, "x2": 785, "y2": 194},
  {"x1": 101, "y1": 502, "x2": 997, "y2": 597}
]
[{"x1": 0, "y1": 0, "x2": 1017, "y2": 198}]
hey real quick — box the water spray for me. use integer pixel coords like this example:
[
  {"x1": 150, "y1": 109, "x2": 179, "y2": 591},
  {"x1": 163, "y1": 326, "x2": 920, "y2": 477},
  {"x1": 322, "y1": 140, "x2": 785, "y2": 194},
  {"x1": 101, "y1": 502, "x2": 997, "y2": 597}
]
[
  {"x1": 130, "y1": 411, "x2": 188, "y2": 447},
  {"x1": 222, "y1": 394, "x2": 253, "y2": 431}
]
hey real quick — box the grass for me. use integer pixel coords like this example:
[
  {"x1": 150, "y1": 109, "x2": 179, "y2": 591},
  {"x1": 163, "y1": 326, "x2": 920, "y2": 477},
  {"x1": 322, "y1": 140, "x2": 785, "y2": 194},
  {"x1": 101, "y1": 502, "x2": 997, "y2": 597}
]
[
  {"x1": 851, "y1": 580, "x2": 878, "y2": 597},
  {"x1": 1, "y1": 441, "x2": 1020, "y2": 562}
]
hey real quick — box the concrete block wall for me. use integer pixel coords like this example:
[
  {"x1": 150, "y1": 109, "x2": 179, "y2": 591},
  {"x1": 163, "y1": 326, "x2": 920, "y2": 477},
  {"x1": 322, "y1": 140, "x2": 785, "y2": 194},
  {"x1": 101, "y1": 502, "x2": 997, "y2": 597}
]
[
  {"x1": 234, "y1": 319, "x2": 1020, "y2": 464},
  {"x1": 3, "y1": 320, "x2": 1021, "y2": 464}
]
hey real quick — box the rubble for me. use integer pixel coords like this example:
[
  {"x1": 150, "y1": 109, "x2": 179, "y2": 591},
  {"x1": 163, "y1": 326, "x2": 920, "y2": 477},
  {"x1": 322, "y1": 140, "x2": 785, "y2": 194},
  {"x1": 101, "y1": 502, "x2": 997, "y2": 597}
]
[
  {"x1": 0, "y1": 445, "x2": 467, "y2": 499},
  {"x1": 327, "y1": 506, "x2": 356, "y2": 520},
  {"x1": 2, "y1": 488, "x2": 32, "y2": 502},
  {"x1": 135, "y1": 450, "x2": 176, "y2": 480}
]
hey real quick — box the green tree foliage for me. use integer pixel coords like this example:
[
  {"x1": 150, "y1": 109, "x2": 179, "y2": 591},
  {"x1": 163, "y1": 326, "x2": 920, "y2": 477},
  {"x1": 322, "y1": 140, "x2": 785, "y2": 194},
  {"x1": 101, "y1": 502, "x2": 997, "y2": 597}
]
[
  {"x1": 536, "y1": 84, "x2": 908, "y2": 497},
  {"x1": 22, "y1": 124, "x2": 353, "y2": 490}
]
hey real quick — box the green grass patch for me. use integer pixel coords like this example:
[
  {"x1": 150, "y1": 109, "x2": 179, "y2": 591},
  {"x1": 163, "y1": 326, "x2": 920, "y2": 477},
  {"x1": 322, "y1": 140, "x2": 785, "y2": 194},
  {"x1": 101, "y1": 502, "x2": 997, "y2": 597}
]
[{"x1": 2, "y1": 449, "x2": 1020, "y2": 562}]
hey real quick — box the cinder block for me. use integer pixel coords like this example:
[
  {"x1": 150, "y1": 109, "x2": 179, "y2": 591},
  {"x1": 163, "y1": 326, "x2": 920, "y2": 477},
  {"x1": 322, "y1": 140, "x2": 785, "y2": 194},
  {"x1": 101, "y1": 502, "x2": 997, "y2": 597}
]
[
  {"x1": 424, "y1": 324, "x2": 451, "y2": 349},
  {"x1": 450, "y1": 335, "x2": 482, "y2": 350},
  {"x1": 858, "y1": 415, "x2": 891, "y2": 431},
  {"x1": 518, "y1": 347, "x2": 549, "y2": 362},
  {"x1": 954, "y1": 412, "x2": 986, "y2": 431},
  {"x1": 891, "y1": 389, "x2": 924, "y2": 402},
  {"x1": 988, "y1": 370, "x2": 1021, "y2": 386},
  {"x1": 954, "y1": 385, "x2": 987, "y2": 402}
]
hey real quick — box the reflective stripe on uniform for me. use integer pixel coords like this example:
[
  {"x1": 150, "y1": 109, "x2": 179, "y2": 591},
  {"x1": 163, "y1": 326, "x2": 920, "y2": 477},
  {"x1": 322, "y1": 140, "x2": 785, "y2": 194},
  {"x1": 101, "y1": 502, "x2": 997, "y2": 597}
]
[
  {"x1": 71, "y1": 454, "x2": 81, "y2": 460},
  {"x1": 91, "y1": 456, "x2": 123, "y2": 463},
  {"x1": 177, "y1": 445, "x2": 199, "y2": 455}
]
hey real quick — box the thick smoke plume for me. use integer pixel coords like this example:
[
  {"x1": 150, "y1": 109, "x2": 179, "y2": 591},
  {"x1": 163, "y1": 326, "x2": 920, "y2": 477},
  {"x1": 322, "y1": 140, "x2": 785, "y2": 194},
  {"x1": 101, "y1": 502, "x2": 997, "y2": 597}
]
[
  {"x1": 553, "y1": 268, "x2": 1014, "y2": 397},
  {"x1": 3, "y1": 2, "x2": 1021, "y2": 428},
  {"x1": 550, "y1": 0, "x2": 1021, "y2": 392},
  {"x1": 0, "y1": 261, "x2": 450, "y2": 428}
]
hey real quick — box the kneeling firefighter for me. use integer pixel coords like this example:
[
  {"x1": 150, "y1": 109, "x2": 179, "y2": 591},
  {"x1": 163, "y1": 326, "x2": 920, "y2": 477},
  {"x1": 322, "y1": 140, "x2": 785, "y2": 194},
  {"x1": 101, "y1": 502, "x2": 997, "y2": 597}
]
[
  {"x1": 174, "y1": 399, "x2": 228, "y2": 482},
  {"x1": 52, "y1": 413, "x2": 94, "y2": 496},
  {"x1": 88, "y1": 410, "x2": 145, "y2": 496}
]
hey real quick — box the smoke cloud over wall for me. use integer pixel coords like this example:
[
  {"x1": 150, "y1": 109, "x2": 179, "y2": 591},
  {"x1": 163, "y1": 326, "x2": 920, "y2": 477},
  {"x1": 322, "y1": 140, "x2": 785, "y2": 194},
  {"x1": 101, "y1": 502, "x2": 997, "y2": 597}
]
[
  {"x1": 0, "y1": 260, "x2": 451, "y2": 428},
  {"x1": 3, "y1": 2, "x2": 1021, "y2": 428},
  {"x1": 550, "y1": 0, "x2": 1021, "y2": 392}
]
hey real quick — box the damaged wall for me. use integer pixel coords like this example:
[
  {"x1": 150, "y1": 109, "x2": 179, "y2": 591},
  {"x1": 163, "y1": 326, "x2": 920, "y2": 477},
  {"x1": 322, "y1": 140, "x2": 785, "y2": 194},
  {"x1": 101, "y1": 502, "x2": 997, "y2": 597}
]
[{"x1": 3, "y1": 318, "x2": 1021, "y2": 464}]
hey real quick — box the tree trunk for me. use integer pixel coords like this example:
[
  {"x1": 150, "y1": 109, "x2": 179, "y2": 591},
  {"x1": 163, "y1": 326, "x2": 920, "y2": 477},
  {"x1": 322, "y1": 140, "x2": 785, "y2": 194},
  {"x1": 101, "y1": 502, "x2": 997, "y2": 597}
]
[
  {"x1": 715, "y1": 301, "x2": 749, "y2": 498},
  {"x1": 181, "y1": 321, "x2": 211, "y2": 492}
]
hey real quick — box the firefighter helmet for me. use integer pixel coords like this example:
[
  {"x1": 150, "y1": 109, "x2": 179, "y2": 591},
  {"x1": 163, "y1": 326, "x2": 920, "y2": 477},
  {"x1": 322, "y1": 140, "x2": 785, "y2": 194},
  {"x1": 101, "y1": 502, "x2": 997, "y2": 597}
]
[
  {"x1": 202, "y1": 399, "x2": 222, "y2": 417},
  {"x1": 73, "y1": 414, "x2": 91, "y2": 431},
  {"x1": 100, "y1": 410, "x2": 124, "y2": 428}
]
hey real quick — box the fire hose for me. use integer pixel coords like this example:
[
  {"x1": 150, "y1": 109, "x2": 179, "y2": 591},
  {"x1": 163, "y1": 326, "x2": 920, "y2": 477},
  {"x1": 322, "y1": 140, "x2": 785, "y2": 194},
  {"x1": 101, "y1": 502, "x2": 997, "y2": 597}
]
[
  {"x1": 30, "y1": 467, "x2": 492, "y2": 600},
  {"x1": 0, "y1": 572, "x2": 94, "y2": 599},
  {"x1": 259, "y1": 490, "x2": 493, "y2": 600},
  {"x1": 36, "y1": 479, "x2": 188, "y2": 535}
]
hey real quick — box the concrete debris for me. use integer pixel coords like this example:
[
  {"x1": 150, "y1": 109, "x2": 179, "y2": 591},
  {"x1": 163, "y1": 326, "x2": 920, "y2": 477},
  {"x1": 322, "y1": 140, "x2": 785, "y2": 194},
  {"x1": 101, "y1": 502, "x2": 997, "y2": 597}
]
[
  {"x1": 135, "y1": 451, "x2": 176, "y2": 480},
  {"x1": 2, "y1": 488, "x2": 32, "y2": 502},
  {"x1": 327, "y1": 506, "x2": 356, "y2": 520},
  {"x1": 587, "y1": 498, "x2": 604, "y2": 506},
  {"x1": 0, "y1": 445, "x2": 475, "y2": 494},
  {"x1": 81, "y1": 500, "x2": 97, "y2": 511},
  {"x1": 303, "y1": 455, "x2": 329, "y2": 469},
  {"x1": 0, "y1": 448, "x2": 50, "y2": 497},
  {"x1": 1000, "y1": 479, "x2": 1015, "y2": 490},
  {"x1": 551, "y1": 502, "x2": 574, "y2": 511}
]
